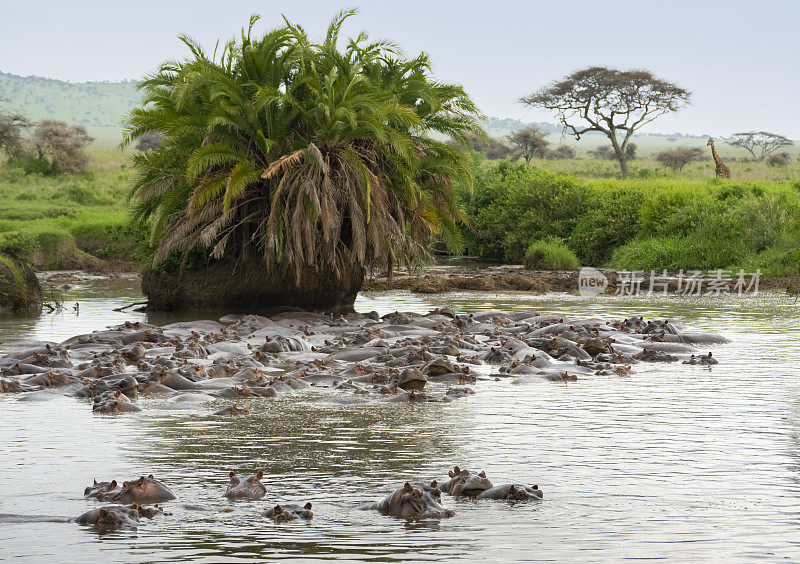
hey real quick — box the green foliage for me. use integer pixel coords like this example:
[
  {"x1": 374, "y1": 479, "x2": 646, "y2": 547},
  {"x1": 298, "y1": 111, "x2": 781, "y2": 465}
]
[
  {"x1": 458, "y1": 161, "x2": 587, "y2": 262},
  {"x1": 0, "y1": 161, "x2": 140, "y2": 266},
  {"x1": 459, "y1": 161, "x2": 800, "y2": 276},
  {"x1": 124, "y1": 10, "x2": 483, "y2": 283},
  {"x1": 523, "y1": 238, "x2": 580, "y2": 270}
]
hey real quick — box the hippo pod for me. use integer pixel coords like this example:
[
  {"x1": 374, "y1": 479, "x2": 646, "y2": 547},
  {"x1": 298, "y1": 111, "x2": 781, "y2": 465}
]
[
  {"x1": 105, "y1": 475, "x2": 176, "y2": 504},
  {"x1": 225, "y1": 471, "x2": 266, "y2": 500},
  {"x1": 439, "y1": 466, "x2": 493, "y2": 496},
  {"x1": 265, "y1": 502, "x2": 314, "y2": 522},
  {"x1": 476, "y1": 484, "x2": 543, "y2": 501},
  {"x1": 369, "y1": 482, "x2": 454, "y2": 520}
]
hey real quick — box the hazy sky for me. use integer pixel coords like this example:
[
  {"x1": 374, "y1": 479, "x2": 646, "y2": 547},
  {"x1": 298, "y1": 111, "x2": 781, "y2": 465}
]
[{"x1": 3, "y1": 0, "x2": 798, "y2": 136}]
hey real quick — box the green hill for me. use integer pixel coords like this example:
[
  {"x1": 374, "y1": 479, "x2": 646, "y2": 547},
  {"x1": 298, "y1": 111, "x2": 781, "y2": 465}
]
[{"x1": 0, "y1": 72, "x2": 139, "y2": 127}]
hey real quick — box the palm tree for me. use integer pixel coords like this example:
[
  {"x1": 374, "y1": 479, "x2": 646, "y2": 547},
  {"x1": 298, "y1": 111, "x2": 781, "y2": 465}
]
[{"x1": 124, "y1": 10, "x2": 482, "y2": 310}]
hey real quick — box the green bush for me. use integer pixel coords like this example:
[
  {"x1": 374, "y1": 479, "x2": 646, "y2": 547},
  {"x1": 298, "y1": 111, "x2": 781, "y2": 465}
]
[
  {"x1": 524, "y1": 238, "x2": 580, "y2": 270},
  {"x1": 459, "y1": 161, "x2": 587, "y2": 262},
  {"x1": 458, "y1": 160, "x2": 800, "y2": 277}
]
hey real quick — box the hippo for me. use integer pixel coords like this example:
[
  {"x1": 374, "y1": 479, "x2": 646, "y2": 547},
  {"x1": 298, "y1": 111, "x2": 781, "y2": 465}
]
[
  {"x1": 683, "y1": 352, "x2": 719, "y2": 365},
  {"x1": 214, "y1": 404, "x2": 250, "y2": 416},
  {"x1": 439, "y1": 466, "x2": 493, "y2": 496},
  {"x1": 476, "y1": 484, "x2": 543, "y2": 501},
  {"x1": 225, "y1": 471, "x2": 266, "y2": 500},
  {"x1": 265, "y1": 502, "x2": 314, "y2": 522},
  {"x1": 75, "y1": 505, "x2": 140, "y2": 528},
  {"x1": 368, "y1": 482, "x2": 454, "y2": 520},
  {"x1": 84, "y1": 479, "x2": 119, "y2": 499},
  {"x1": 393, "y1": 368, "x2": 427, "y2": 391},
  {"x1": 110, "y1": 475, "x2": 176, "y2": 504}
]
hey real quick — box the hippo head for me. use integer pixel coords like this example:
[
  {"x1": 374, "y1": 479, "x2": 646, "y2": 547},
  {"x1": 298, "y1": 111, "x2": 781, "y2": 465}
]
[
  {"x1": 448, "y1": 466, "x2": 493, "y2": 496},
  {"x1": 85, "y1": 479, "x2": 118, "y2": 498},
  {"x1": 398, "y1": 483, "x2": 427, "y2": 519},
  {"x1": 226, "y1": 470, "x2": 266, "y2": 499},
  {"x1": 114, "y1": 474, "x2": 176, "y2": 504},
  {"x1": 503, "y1": 484, "x2": 531, "y2": 501}
]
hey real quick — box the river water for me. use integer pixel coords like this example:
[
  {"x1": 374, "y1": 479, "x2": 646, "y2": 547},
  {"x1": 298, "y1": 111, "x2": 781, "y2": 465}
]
[{"x1": 1, "y1": 277, "x2": 799, "y2": 562}]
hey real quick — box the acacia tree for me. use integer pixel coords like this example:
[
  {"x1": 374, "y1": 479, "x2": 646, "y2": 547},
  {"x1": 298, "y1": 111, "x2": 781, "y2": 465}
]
[
  {"x1": 521, "y1": 67, "x2": 691, "y2": 174},
  {"x1": 30, "y1": 120, "x2": 94, "y2": 173},
  {"x1": 0, "y1": 100, "x2": 30, "y2": 158},
  {"x1": 123, "y1": 10, "x2": 483, "y2": 310},
  {"x1": 507, "y1": 125, "x2": 549, "y2": 163},
  {"x1": 726, "y1": 131, "x2": 794, "y2": 161}
]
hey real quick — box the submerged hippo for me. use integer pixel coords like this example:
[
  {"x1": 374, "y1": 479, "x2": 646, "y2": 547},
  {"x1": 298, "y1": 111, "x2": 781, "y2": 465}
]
[
  {"x1": 265, "y1": 503, "x2": 314, "y2": 522},
  {"x1": 439, "y1": 466, "x2": 493, "y2": 497},
  {"x1": 84, "y1": 479, "x2": 119, "y2": 500},
  {"x1": 75, "y1": 505, "x2": 140, "y2": 528},
  {"x1": 110, "y1": 475, "x2": 176, "y2": 504},
  {"x1": 476, "y1": 484, "x2": 543, "y2": 501},
  {"x1": 683, "y1": 352, "x2": 719, "y2": 365},
  {"x1": 225, "y1": 471, "x2": 266, "y2": 500},
  {"x1": 367, "y1": 482, "x2": 454, "y2": 520}
]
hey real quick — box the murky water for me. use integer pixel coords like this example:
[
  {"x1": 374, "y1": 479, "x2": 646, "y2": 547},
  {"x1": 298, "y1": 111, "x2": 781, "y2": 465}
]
[{"x1": 1, "y1": 276, "x2": 800, "y2": 562}]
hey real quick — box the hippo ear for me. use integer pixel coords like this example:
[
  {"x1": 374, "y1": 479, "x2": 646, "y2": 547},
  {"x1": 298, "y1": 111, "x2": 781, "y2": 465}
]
[
  {"x1": 98, "y1": 509, "x2": 108, "y2": 517},
  {"x1": 256, "y1": 470, "x2": 263, "y2": 480},
  {"x1": 273, "y1": 505, "x2": 282, "y2": 513},
  {"x1": 430, "y1": 480, "x2": 437, "y2": 488},
  {"x1": 304, "y1": 502, "x2": 312, "y2": 510},
  {"x1": 93, "y1": 479, "x2": 97, "y2": 485},
  {"x1": 229, "y1": 471, "x2": 235, "y2": 479},
  {"x1": 532, "y1": 485, "x2": 538, "y2": 490},
  {"x1": 448, "y1": 470, "x2": 455, "y2": 478},
  {"x1": 148, "y1": 474, "x2": 154, "y2": 480},
  {"x1": 138, "y1": 476, "x2": 146, "y2": 485},
  {"x1": 509, "y1": 485, "x2": 516, "y2": 493},
  {"x1": 478, "y1": 471, "x2": 487, "y2": 478},
  {"x1": 403, "y1": 482, "x2": 412, "y2": 492},
  {"x1": 110, "y1": 480, "x2": 117, "y2": 489}
]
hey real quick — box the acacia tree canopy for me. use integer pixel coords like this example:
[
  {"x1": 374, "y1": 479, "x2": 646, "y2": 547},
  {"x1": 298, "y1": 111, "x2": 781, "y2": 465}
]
[
  {"x1": 521, "y1": 66, "x2": 691, "y2": 173},
  {"x1": 507, "y1": 125, "x2": 549, "y2": 163},
  {"x1": 726, "y1": 131, "x2": 794, "y2": 161}
]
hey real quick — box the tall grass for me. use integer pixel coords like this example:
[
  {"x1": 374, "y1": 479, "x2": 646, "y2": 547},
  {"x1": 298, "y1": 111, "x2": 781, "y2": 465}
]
[{"x1": 0, "y1": 156, "x2": 143, "y2": 268}]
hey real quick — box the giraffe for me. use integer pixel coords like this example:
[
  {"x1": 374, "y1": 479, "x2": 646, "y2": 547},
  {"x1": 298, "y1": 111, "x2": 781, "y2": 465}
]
[{"x1": 707, "y1": 138, "x2": 731, "y2": 179}]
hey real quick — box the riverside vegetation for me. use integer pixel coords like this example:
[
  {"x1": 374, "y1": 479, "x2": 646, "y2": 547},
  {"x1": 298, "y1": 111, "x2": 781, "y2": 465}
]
[{"x1": 1, "y1": 145, "x2": 800, "y2": 310}]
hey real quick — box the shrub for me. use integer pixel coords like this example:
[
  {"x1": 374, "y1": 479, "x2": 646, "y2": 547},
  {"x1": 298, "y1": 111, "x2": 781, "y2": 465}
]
[
  {"x1": 655, "y1": 147, "x2": 703, "y2": 171},
  {"x1": 767, "y1": 152, "x2": 791, "y2": 167},
  {"x1": 544, "y1": 145, "x2": 576, "y2": 160},
  {"x1": 460, "y1": 161, "x2": 588, "y2": 262},
  {"x1": 524, "y1": 238, "x2": 580, "y2": 270}
]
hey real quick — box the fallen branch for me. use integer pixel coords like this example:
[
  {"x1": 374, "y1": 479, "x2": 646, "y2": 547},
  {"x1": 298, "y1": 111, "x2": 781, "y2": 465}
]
[{"x1": 113, "y1": 301, "x2": 149, "y2": 312}]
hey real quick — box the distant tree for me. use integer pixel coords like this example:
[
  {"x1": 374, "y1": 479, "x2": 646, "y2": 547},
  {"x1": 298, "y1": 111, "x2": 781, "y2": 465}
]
[
  {"x1": 30, "y1": 120, "x2": 94, "y2": 174},
  {"x1": 767, "y1": 151, "x2": 792, "y2": 167},
  {"x1": 588, "y1": 146, "x2": 616, "y2": 160},
  {"x1": 135, "y1": 131, "x2": 164, "y2": 151},
  {"x1": 727, "y1": 131, "x2": 794, "y2": 161},
  {"x1": 451, "y1": 132, "x2": 512, "y2": 159},
  {"x1": 507, "y1": 125, "x2": 549, "y2": 163},
  {"x1": 655, "y1": 146, "x2": 703, "y2": 171},
  {"x1": 0, "y1": 98, "x2": 30, "y2": 158},
  {"x1": 625, "y1": 142, "x2": 637, "y2": 161},
  {"x1": 543, "y1": 145, "x2": 576, "y2": 160},
  {"x1": 521, "y1": 66, "x2": 691, "y2": 174}
]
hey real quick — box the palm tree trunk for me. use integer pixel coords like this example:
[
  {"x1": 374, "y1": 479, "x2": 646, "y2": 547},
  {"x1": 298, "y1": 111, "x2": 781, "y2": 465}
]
[{"x1": 142, "y1": 261, "x2": 365, "y2": 312}]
